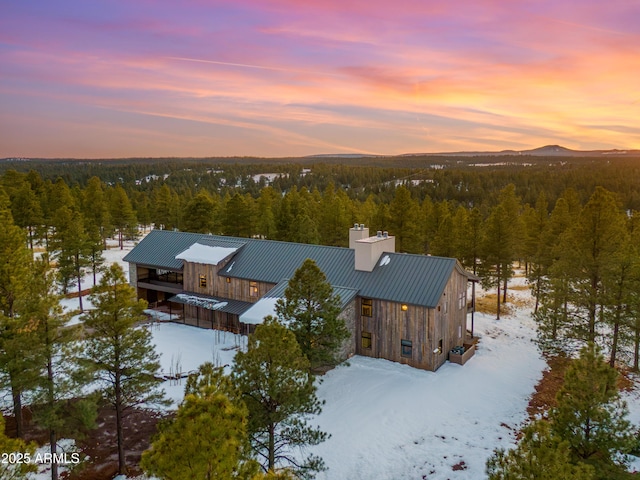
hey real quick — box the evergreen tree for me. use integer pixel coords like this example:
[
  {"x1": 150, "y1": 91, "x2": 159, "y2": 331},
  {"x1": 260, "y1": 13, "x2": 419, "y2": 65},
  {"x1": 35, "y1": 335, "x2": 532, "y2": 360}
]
[
  {"x1": 224, "y1": 193, "x2": 253, "y2": 237},
  {"x1": 233, "y1": 318, "x2": 327, "y2": 478},
  {"x1": 82, "y1": 176, "x2": 111, "y2": 248},
  {"x1": 255, "y1": 187, "x2": 278, "y2": 239},
  {"x1": 276, "y1": 259, "x2": 348, "y2": 371},
  {"x1": 389, "y1": 185, "x2": 423, "y2": 253},
  {"x1": 108, "y1": 184, "x2": 137, "y2": 249},
  {"x1": 548, "y1": 188, "x2": 627, "y2": 347},
  {"x1": 318, "y1": 183, "x2": 352, "y2": 247},
  {"x1": 479, "y1": 185, "x2": 521, "y2": 319},
  {"x1": 0, "y1": 415, "x2": 37, "y2": 480},
  {"x1": 182, "y1": 191, "x2": 218, "y2": 233},
  {"x1": 486, "y1": 420, "x2": 595, "y2": 480},
  {"x1": 142, "y1": 363, "x2": 258, "y2": 480},
  {"x1": 549, "y1": 344, "x2": 635, "y2": 473},
  {"x1": 0, "y1": 201, "x2": 37, "y2": 438},
  {"x1": 11, "y1": 181, "x2": 43, "y2": 249},
  {"x1": 151, "y1": 183, "x2": 175, "y2": 229},
  {"x1": 51, "y1": 206, "x2": 92, "y2": 309},
  {"x1": 80, "y1": 264, "x2": 167, "y2": 475},
  {"x1": 26, "y1": 258, "x2": 96, "y2": 480}
]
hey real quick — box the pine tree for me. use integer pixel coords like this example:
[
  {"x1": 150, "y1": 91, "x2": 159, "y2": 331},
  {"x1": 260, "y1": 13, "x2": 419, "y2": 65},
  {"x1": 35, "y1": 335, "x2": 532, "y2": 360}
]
[
  {"x1": 82, "y1": 176, "x2": 111, "y2": 248},
  {"x1": 276, "y1": 259, "x2": 348, "y2": 372},
  {"x1": 479, "y1": 185, "x2": 521, "y2": 319},
  {"x1": 108, "y1": 184, "x2": 137, "y2": 249},
  {"x1": 549, "y1": 187, "x2": 627, "y2": 347},
  {"x1": 486, "y1": 420, "x2": 595, "y2": 480},
  {"x1": 26, "y1": 258, "x2": 96, "y2": 480},
  {"x1": 233, "y1": 318, "x2": 327, "y2": 478},
  {"x1": 182, "y1": 191, "x2": 218, "y2": 233},
  {"x1": 549, "y1": 344, "x2": 635, "y2": 473},
  {"x1": 50, "y1": 206, "x2": 92, "y2": 310},
  {"x1": 224, "y1": 193, "x2": 253, "y2": 237},
  {"x1": 11, "y1": 181, "x2": 43, "y2": 250},
  {"x1": 142, "y1": 363, "x2": 259, "y2": 480},
  {"x1": 80, "y1": 264, "x2": 167, "y2": 475},
  {"x1": 0, "y1": 201, "x2": 37, "y2": 439},
  {"x1": 256, "y1": 187, "x2": 278, "y2": 239},
  {"x1": 0, "y1": 415, "x2": 37, "y2": 480},
  {"x1": 389, "y1": 185, "x2": 423, "y2": 253}
]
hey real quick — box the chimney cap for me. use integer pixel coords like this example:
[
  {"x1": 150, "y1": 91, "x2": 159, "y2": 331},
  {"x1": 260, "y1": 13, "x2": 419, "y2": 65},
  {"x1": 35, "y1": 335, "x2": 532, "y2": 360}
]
[{"x1": 377, "y1": 230, "x2": 382, "y2": 238}]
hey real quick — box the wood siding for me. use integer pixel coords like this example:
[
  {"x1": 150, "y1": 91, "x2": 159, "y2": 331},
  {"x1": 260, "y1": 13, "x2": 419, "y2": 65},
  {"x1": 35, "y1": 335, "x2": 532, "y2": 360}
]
[
  {"x1": 182, "y1": 260, "x2": 275, "y2": 303},
  {"x1": 356, "y1": 268, "x2": 470, "y2": 371}
]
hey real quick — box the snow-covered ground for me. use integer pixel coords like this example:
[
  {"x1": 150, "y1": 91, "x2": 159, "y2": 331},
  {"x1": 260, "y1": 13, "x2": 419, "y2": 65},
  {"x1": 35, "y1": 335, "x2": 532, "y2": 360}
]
[{"x1": 23, "y1": 236, "x2": 640, "y2": 478}]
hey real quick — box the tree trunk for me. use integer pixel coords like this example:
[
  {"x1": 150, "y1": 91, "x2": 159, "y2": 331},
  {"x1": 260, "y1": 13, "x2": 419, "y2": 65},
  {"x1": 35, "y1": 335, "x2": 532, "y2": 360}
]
[
  {"x1": 115, "y1": 372, "x2": 127, "y2": 475},
  {"x1": 77, "y1": 259, "x2": 83, "y2": 313},
  {"x1": 496, "y1": 264, "x2": 501, "y2": 320},
  {"x1": 502, "y1": 273, "x2": 508, "y2": 304},
  {"x1": 268, "y1": 423, "x2": 275, "y2": 471},
  {"x1": 46, "y1": 321, "x2": 59, "y2": 480},
  {"x1": 11, "y1": 383, "x2": 24, "y2": 438},
  {"x1": 633, "y1": 319, "x2": 640, "y2": 372}
]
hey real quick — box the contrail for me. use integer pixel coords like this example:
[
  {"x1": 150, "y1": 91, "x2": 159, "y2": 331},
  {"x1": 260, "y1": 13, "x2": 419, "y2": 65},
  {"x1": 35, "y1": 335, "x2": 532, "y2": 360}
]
[{"x1": 166, "y1": 56, "x2": 342, "y2": 77}]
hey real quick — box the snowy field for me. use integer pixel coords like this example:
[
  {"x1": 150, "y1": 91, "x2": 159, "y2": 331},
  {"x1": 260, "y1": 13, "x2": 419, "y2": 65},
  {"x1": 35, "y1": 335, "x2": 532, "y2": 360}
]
[{"x1": 23, "y1": 234, "x2": 640, "y2": 478}]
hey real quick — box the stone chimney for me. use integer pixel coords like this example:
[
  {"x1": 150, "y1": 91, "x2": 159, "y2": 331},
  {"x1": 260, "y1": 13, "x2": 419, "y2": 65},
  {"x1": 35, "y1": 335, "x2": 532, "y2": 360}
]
[
  {"x1": 351, "y1": 226, "x2": 396, "y2": 272},
  {"x1": 349, "y1": 223, "x2": 369, "y2": 249}
]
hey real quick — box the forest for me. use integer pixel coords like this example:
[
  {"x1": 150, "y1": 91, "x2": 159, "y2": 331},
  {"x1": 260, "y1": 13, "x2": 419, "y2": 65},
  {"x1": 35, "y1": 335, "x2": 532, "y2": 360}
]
[{"x1": 2, "y1": 155, "x2": 640, "y2": 479}]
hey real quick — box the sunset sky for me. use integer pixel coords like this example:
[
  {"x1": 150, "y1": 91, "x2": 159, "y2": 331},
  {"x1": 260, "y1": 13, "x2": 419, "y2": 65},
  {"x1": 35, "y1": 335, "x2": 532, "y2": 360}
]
[{"x1": 1, "y1": 0, "x2": 638, "y2": 158}]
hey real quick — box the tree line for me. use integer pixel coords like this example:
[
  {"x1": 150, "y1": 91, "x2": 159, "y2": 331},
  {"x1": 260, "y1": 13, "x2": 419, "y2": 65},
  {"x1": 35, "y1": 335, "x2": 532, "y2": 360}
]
[{"x1": 2, "y1": 167, "x2": 640, "y2": 368}]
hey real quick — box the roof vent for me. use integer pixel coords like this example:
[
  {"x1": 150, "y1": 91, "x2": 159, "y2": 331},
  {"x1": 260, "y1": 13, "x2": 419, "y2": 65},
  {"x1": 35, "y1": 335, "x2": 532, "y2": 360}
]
[
  {"x1": 354, "y1": 223, "x2": 359, "y2": 230},
  {"x1": 377, "y1": 231, "x2": 382, "y2": 238},
  {"x1": 383, "y1": 231, "x2": 388, "y2": 238}
]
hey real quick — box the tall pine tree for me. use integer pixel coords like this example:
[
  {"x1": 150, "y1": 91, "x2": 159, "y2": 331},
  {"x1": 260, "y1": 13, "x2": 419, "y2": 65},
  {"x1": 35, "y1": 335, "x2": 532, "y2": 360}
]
[
  {"x1": 276, "y1": 259, "x2": 348, "y2": 372},
  {"x1": 80, "y1": 264, "x2": 167, "y2": 475},
  {"x1": 233, "y1": 318, "x2": 327, "y2": 478}
]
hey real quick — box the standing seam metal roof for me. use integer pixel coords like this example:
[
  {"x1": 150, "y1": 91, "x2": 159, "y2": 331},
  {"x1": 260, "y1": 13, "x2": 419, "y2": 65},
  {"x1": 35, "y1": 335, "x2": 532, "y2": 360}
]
[{"x1": 124, "y1": 230, "x2": 467, "y2": 308}]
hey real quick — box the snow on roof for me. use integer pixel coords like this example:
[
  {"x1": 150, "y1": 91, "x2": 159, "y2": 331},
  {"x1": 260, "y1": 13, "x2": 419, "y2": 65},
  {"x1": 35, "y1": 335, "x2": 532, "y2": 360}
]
[
  {"x1": 175, "y1": 243, "x2": 238, "y2": 265},
  {"x1": 239, "y1": 297, "x2": 280, "y2": 325},
  {"x1": 174, "y1": 293, "x2": 228, "y2": 311}
]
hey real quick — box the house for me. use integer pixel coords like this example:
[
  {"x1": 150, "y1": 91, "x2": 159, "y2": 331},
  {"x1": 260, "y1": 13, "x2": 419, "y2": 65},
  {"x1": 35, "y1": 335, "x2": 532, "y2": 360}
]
[{"x1": 123, "y1": 225, "x2": 477, "y2": 371}]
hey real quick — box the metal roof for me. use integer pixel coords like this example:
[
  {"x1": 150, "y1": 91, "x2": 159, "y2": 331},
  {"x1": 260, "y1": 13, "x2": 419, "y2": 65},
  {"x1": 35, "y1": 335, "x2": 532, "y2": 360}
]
[
  {"x1": 125, "y1": 230, "x2": 470, "y2": 308},
  {"x1": 123, "y1": 230, "x2": 206, "y2": 270},
  {"x1": 263, "y1": 279, "x2": 359, "y2": 310},
  {"x1": 167, "y1": 292, "x2": 252, "y2": 316}
]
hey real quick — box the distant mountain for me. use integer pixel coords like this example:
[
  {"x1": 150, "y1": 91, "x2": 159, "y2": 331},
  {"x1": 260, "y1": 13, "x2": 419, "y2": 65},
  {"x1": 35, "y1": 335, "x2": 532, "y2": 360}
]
[{"x1": 310, "y1": 145, "x2": 640, "y2": 158}]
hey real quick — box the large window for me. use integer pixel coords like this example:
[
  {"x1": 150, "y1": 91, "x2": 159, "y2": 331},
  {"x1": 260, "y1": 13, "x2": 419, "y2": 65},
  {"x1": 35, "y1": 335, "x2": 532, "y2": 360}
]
[
  {"x1": 249, "y1": 281, "x2": 258, "y2": 297},
  {"x1": 401, "y1": 339, "x2": 412, "y2": 357},
  {"x1": 199, "y1": 274, "x2": 207, "y2": 288},
  {"x1": 361, "y1": 331, "x2": 372, "y2": 349},
  {"x1": 361, "y1": 298, "x2": 372, "y2": 317}
]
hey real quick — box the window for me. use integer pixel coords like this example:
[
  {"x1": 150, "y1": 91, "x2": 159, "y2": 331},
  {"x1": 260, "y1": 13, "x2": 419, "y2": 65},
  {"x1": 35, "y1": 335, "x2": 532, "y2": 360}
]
[
  {"x1": 249, "y1": 281, "x2": 258, "y2": 297},
  {"x1": 361, "y1": 331, "x2": 372, "y2": 349},
  {"x1": 199, "y1": 274, "x2": 207, "y2": 288},
  {"x1": 361, "y1": 298, "x2": 372, "y2": 317},
  {"x1": 458, "y1": 291, "x2": 466, "y2": 310},
  {"x1": 401, "y1": 339, "x2": 412, "y2": 357}
]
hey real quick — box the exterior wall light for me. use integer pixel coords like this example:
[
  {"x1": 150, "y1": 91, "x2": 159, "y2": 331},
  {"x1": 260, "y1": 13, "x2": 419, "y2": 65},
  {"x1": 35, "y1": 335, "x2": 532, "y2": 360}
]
[{"x1": 401, "y1": 304, "x2": 408, "y2": 311}]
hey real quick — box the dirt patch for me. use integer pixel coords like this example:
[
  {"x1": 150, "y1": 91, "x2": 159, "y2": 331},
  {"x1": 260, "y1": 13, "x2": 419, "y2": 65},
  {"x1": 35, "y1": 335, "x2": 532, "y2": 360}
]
[
  {"x1": 527, "y1": 355, "x2": 570, "y2": 420},
  {"x1": 474, "y1": 294, "x2": 514, "y2": 316},
  {"x1": 4, "y1": 403, "x2": 169, "y2": 480},
  {"x1": 452, "y1": 461, "x2": 467, "y2": 471},
  {"x1": 70, "y1": 404, "x2": 169, "y2": 480}
]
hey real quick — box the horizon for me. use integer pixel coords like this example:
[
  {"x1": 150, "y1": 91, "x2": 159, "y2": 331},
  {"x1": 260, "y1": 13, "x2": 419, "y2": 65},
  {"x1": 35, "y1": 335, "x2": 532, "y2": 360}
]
[{"x1": 1, "y1": 1, "x2": 639, "y2": 158}]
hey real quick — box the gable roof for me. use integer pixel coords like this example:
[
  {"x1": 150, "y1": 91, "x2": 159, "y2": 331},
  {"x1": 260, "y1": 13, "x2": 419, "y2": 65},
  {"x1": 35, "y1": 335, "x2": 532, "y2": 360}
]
[{"x1": 124, "y1": 230, "x2": 470, "y2": 308}]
